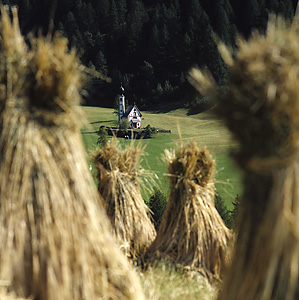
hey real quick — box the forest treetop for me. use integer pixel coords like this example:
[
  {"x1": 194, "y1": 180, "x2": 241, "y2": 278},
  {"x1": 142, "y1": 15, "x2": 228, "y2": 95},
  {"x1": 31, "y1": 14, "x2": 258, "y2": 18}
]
[{"x1": 3, "y1": 0, "x2": 297, "y2": 110}]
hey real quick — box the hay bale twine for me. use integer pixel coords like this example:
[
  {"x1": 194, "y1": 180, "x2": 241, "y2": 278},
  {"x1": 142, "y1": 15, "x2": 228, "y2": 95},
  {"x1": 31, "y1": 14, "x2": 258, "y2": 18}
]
[
  {"x1": 143, "y1": 140, "x2": 232, "y2": 283},
  {"x1": 0, "y1": 6, "x2": 144, "y2": 300},
  {"x1": 189, "y1": 14, "x2": 299, "y2": 300},
  {"x1": 93, "y1": 138, "x2": 157, "y2": 259}
]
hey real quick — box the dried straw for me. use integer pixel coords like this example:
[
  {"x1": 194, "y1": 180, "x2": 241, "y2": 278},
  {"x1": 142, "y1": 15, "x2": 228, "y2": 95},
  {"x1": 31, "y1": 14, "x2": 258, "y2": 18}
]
[
  {"x1": 0, "y1": 285, "x2": 32, "y2": 300},
  {"x1": 143, "y1": 140, "x2": 232, "y2": 283},
  {"x1": 0, "y1": 6, "x2": 144, "y2": 300},
  {"x1": 93, "y1": 137, "x2": 157, "y2": 260},
  {"x1": 189, "y1": 14, "x2": 299, "y2": 300}
]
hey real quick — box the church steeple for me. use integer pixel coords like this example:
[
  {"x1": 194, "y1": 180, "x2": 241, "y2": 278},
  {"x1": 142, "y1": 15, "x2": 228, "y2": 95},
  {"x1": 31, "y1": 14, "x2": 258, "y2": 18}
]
[
  {"x1": 119, "y1": 84, "x2": 125, "y2": 123},
  {"x1": 120, "y1": 83, "x2": 125, "y2": 96}
]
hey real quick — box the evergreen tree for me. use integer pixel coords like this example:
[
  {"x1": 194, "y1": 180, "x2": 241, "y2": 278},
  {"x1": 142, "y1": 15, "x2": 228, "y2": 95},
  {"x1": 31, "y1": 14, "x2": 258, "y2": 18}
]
[
  {"x1": 110, "y1": 0, "x2": 121, "y2": 34},
  {"x1": 94, "y1": 51, "x2": 108, "y2": 75},
  {"x1": 65, "y1": 12, "x2": 79, "y2": 38},
  {"x1": 229, "y1": 194, "x2": 241, "y2": 229},
  {"x1": 215, "y1": 194, "x2": 232, "y2": 228},
  {"x1": 146, "y1": 24, "x2": 160, "y2": 64},
  {"x1": 126, "y1": 0, "x2": 148, "y2": 44},
  {"x1": 57, "y1": 22, "x2": 66, "y2": 37},
  {"x1": 147, "y1": 187, "x2": 167, "y2": 230},
  {"x1": 94, "y1": 0, "x2": 110, "y2": 33},
  {"x1": 5, "y1": 0, "x2": 297, "y2": 108},
  {"x1": 278, "y1": 0, "x2": 294, "y2": 20},
  {"x1": 266, "y1": 0, "x2": 279, "y2": 12},
  {"x1": 237, "y1": 0, "x2": 261, "y2": 36},
  {"x1": 116, "y1": 0, "x2": 128, "y2": 33},
  {"x1": 97, "y1": 126, "x2": 108, "y2": 147},
  {"x1": 84, "y1": 31, "x2": 95, "y2": 49},
  {"x1": 202, "y1": 0, "x2": 236, "y2": 46}
]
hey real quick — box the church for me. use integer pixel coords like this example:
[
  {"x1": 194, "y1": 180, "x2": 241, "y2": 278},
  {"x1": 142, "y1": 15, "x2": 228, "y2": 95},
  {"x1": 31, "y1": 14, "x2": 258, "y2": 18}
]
[{"x1": 118, "y1": 86, "x2": 142, "y2": 129}]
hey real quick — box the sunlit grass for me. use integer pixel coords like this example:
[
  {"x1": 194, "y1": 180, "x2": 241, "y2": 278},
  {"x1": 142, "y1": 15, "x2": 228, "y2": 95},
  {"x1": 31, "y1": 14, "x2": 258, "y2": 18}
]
[
  {"x1": 81, "y1": 106, "x2": 242, "y2": 207},
  {"x1": 138, "y1": 263, "x2": 217, "y2": 300}
]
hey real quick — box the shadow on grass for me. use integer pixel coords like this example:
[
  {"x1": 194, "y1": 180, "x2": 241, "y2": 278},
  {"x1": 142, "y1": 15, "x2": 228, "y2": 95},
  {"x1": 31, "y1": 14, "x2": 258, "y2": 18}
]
[
  {"x1": 146, "y1": 102, "x2": 216, "y2": 118},
  {"x1": 90, "y1": 120, "x2": 115, "y2": 124},
  {"x1": 81, "y1": 131, "x2": 98, "y2": 134},
  {"x1": 147, "y1": 102, "x2": 183, "y2": 114}
]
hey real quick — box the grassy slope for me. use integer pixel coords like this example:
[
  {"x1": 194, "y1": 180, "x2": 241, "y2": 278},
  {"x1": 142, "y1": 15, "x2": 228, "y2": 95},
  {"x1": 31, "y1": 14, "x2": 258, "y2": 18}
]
[
  {"x1": 81, "y1": 106, "x2": 242, "y2": 209},
  {"x1": 81, "y1": 105, "x2": 239, "y2": 299}
]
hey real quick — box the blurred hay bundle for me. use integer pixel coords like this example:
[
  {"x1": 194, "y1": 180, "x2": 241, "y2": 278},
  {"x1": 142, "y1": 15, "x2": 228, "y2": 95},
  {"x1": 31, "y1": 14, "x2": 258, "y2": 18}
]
[
  {"x1": 189, "y1": 14, "x2": 299, "y2": 300},
  {"x1": 0, "y1": 285, "x2": 31, "y2": 300},
  {"x1": 0, "y1": 6, "x2": 144, "y2": 300},
  {"x1": 93, "y1": 138, "x2": 157, "y2": 259},
  {"x1": 143, "y1": 140, "x2": 232, "y2": 283}
]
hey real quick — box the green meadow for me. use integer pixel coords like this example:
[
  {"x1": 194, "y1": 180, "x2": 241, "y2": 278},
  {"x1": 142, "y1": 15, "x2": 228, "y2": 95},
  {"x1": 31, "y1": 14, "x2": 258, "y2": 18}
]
[{"x1": 81, "y1": 106, "x2": 242, "y2": 209}]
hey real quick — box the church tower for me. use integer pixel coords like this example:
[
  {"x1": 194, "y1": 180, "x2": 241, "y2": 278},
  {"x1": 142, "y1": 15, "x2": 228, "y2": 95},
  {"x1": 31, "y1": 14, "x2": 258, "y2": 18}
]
[{"x1": 119, "y1": 84, "x2": 125, "y2": 123}]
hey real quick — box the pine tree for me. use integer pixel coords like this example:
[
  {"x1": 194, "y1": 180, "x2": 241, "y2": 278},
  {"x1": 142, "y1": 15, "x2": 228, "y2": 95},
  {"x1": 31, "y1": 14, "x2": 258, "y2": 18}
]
[
  {"x1": 278, "y1": 0, "x2": 294, "y2": 20},
  {"x1": 84, "y1": 31, "x2": 95, "y2": 49},
  {"x1": 239, "y1": 0, "x2": 261, "y2": 36},
  {"x1": 215, "y1": 194, "x2": 231, "y2": 228},
  {"x1": 161, "y1": 24, "x2": 170, "y2": 46},
  {"x1": 127, "y1": 0, "x2": 148, "y2": 42},
  {"x1": 148, "y1": 24, "x2": 160, "y2": 56},
  {"x1": 125, "y1": 0, "x2": 148, "y2": 60},
  {"x1": 65, "y1": 12, "x2": 79, "y2": 38},
  {"x1": 147, "y1": 187, "x2": 167, "y2": 230},
  {"x1": 97, "y1": 126, "x2": 108, "y2": 147},
  {"x1": 203, "y1": 0, "x2": 236, "y2": 46},
  {"x1": 110, "y1": 0, "x2": 120, "y2": 34},
  {"x1": 94, "y1": 0, "x2": 110, "y2": 33},
  {"x1": 117, "y1": 0, "x2": 128, "y2": 33},
  {"x1": 95, "y1": 51, "x2": 108, "y2": 75},
  {"x1": 7, "y1": 0, "x2": 296, "y2": 109}
]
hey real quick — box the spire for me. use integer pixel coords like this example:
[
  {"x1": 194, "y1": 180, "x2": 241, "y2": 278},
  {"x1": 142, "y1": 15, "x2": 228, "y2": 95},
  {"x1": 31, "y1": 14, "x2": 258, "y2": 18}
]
[
  {"x1": 120, "y1": 83, "x2": 125, "y2": 96},
  {"x1": 119, "y1": 83, "x2": 125, "y2": 123}
]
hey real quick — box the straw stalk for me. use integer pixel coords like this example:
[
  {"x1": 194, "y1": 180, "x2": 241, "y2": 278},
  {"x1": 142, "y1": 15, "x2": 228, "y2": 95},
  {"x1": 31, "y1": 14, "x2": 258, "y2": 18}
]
[
  {"x1": 93, "y1": 138, "x2": 157, "y2": 260},
  {"x1": 0, "y1": 6, "x2": 144, "y2": 300},
  {"x1": 189, "y1": 14, "x2": 299, "y2": 300},
  {"x1": 143, "y1": 140, "x2": 232, "y2": 283}
]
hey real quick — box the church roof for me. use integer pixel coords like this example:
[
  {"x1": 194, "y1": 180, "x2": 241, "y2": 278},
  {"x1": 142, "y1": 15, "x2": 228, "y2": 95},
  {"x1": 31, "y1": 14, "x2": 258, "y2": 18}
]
[{"x1": 123, "y1": 104, "x2": 142, "y2": 117}]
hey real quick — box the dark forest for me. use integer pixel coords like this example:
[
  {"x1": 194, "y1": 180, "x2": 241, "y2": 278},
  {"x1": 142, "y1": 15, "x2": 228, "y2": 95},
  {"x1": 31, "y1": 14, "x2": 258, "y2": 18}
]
[{"x1": 2, "y1": 0, "x2": 297, "y2": 109}]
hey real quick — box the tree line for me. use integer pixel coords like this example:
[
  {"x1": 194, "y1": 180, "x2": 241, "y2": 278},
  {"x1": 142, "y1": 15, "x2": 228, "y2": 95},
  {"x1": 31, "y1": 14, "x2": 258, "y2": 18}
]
[{"x1": 2, "y1": 0, "x2": 297, "y2": 109}]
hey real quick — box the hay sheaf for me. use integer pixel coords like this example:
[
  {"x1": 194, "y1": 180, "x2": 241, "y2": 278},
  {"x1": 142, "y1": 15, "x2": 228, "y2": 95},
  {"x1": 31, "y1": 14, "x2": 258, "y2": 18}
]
[
  {"x1": 93, "y1": 138, "x2": 157, "y2": 260},
  {"x1": 0, "y1": 6, "x2": 144, "y2": 300},
  {"x1": 0, "y1": 285, "x2": 32, "y2": 300},
  {"x1": 189, "y1": 15, "x2": 299, "y2": 300},
  {"x1": 143, "y1": 140, "x2": 232, "y2": 283},
  {"x1": 189, "y1": 15, "x2": 299, "y2": 166},
  {"x1": 0, "y1": 9, "x2": 83, "y2": 129}
]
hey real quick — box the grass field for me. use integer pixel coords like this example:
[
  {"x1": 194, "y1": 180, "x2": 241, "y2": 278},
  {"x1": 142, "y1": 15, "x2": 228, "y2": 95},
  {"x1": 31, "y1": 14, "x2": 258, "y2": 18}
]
[
  {"x1": 81, "y1": 105, "x2": 242, "y2": 209},
  {"x1": 81, "y1": 105, "x2": 241, "y2": 299}
]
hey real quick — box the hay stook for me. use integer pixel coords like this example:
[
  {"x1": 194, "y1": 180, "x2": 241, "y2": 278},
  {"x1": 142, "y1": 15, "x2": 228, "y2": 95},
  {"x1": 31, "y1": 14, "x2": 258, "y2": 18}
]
[
  {"x1": 0, "y1": 6, "x2": 144, "y2": 300},
  {"x1": 189, "y1": 14, "x2": 299, "y2": 300},
  {"x1": 143, "y1": 140, "x2": 232, "y2": 283},
  {"x1": 93, "y1": 137, "x2": 157, "y2": 260}
]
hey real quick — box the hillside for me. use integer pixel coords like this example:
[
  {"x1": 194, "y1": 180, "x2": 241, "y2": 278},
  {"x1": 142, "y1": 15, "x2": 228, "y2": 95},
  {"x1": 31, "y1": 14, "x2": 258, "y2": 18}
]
[
  {"x1": 81, "y1": 106, "x2": 242, "y2": 208},
  {"x1": 1, "y1": 0, "x2": 296, "y2": 108}
]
